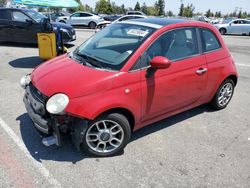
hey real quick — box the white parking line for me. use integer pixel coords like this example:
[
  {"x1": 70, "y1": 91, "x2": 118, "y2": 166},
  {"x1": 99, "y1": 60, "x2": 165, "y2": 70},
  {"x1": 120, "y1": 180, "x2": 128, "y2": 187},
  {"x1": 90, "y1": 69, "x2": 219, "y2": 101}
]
[
  {"x1": 236, "y1": 63, "x2": 250, "y2": 67},
  {"x1": 0, "y1": 117, "x2": 61, "y2": 188}
]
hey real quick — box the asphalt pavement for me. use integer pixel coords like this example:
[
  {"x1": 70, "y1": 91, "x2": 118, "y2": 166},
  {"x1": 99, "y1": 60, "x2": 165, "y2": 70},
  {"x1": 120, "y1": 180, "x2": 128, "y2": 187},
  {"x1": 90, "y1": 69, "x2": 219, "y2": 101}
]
[{"x1": 0, "y1": 31, "x2": 249, "y2": 188}]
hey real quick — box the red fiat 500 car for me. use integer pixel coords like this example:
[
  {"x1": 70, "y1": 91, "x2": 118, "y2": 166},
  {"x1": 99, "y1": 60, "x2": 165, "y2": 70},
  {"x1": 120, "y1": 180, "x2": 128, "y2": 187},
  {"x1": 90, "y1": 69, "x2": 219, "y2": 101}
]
[{"x1": 21, "y1": 18, "x2": 238, "y2": 157}]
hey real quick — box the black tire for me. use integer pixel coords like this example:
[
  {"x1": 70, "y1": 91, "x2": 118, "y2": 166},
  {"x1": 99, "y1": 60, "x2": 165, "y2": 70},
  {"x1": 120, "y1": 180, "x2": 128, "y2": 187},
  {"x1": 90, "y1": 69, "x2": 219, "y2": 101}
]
[
  {"x1": 210, "y1": 79, "x2": 235, "y2": 110},
  {"x1": 219, "y1": 28, "x2": 226, "y2": 35},
  {"x1": 89, "y1": 21, "x2": 97, "y2": 29},
  {"x1": 82, "y1": 113, "x2": 131, "y2": 157}
]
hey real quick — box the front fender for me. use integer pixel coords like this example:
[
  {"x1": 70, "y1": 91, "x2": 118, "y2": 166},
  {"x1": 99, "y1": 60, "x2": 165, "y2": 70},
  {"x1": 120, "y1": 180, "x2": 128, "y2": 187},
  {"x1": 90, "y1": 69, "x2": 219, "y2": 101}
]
[{"x1": 65, "y1": 88, "x2": 141, "y2": 124}]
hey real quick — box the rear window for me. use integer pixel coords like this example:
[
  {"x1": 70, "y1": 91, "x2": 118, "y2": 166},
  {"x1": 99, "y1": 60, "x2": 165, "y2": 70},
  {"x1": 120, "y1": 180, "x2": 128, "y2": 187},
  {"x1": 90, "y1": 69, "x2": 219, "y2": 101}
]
[
  {"x1": 200, "y1": 29, "x2": 221, "y2": 52},
  {"x1": 0, "y1": 10, "x2": 11, "y2": 20}
]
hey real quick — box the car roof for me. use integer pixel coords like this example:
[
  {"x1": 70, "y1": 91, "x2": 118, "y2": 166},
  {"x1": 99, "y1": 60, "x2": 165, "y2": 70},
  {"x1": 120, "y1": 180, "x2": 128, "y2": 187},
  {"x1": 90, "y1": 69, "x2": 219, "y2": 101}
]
[{"x1": 122, "y1": 18, "x2": 190, "y2": 29}]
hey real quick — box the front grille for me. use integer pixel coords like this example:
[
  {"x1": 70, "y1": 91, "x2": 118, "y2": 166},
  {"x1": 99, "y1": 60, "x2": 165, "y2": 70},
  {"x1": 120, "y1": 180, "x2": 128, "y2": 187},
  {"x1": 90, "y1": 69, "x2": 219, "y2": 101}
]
[
  {"x1": 27, "y1": 83, "x2": 48, "y2": 116},
  {"x1": 29, "y1": 83, "x2": 47, "y2": 103}
]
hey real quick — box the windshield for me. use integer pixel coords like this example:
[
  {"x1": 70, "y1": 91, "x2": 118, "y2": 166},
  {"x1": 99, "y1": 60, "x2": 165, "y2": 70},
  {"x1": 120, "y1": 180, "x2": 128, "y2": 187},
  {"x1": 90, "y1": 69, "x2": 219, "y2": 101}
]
[
  {"x1": 25, "y1": 9, "x2": 46, "y2": 23},
  {"x1": 74, "y1": 23, "x2": 155, "y2": 71}
]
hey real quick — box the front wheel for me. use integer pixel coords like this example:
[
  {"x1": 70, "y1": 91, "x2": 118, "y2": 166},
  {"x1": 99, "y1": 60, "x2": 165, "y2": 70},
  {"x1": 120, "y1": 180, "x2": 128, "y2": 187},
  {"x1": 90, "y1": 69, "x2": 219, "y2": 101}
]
[
  {"x1": 82, "y1": 113, "x2": 131, "y2": 157},
  {"x1": 219, "y1": 28, "x2": 226, "y2": 35},
  {"x1": 210, "y1": 79, "x2": 235, "y2": 110},
  {"x1": 89, "y1": 22, "x2": 97, "y2": 29}
]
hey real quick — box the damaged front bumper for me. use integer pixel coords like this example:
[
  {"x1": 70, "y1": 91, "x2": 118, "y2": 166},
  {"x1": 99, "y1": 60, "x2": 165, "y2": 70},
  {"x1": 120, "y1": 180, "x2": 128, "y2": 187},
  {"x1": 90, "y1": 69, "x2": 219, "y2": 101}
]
[{"x1": 23, "y1": 83, "x2": 88, "y2": 150}]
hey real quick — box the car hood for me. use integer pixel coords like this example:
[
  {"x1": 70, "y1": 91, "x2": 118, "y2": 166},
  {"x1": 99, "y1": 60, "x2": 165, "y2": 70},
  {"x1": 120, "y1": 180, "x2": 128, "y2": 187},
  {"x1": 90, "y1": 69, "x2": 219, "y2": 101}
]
[
  {"x1": 52, "y1": 22, "x2": 73, "y2": 30},
  {"x1": 31, "y1": 55, "x2": 117, "y2": 99}
]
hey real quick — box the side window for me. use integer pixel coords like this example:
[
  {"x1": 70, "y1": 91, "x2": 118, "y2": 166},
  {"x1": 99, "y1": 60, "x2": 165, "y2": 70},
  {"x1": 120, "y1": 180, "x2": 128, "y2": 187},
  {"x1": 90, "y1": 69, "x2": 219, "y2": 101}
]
[
  {"x1": 131, "y1": 28, "x2": 199, "y2": 71},
  {"x1": 12, "y1": 11, "x2": 30, "y2": 22},
  {"x1": 119, "y1": 16, "x2": 130, "y2": 22},
  {"x1": 200, "y1": 29, "x2": 221, "y2": 52},
  {"x1": 71, "y1": 13, "x2": 80, "y2": 17},
  {"x1": 80, "y1": 13, "x2": 91, "y2": 17},
  {"x1": 164, "y1": 28, "x2": 199, "y2": 60},
  {"x1": 0, "y1": 10, "x2": 11, "y2": 20}
]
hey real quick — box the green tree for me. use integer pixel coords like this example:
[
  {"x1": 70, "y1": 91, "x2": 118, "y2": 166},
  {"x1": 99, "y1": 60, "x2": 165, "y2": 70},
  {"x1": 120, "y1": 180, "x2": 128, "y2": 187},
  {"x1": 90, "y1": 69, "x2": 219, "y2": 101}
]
[
  {"x1": 156, "y1": 0, "x2": 165, "y2": 16},
  {"x1": 69, "y1": 0, "x2": 84, "y2": 13},
  {"x1": 141, "y1": 2, "x2": 148, "y2": 15},
  {"x1": 182, "y1": 3, "x2": 195, "y2": 17},
  {"x1": 166, "y1": 11, "x2": 174, "y2": 17},
  {"x1": 238, "y1": 10, "x2": 242, "y2": 18},
  {"x1": 134, "y1": 2, "x2": 141, "y2": 11},
  {"x1": 178, "y1": 3, "x2": 184, "y2": 16},
  {"x1": 95, "y1": 0, "x2": 113, "y2": 14},
  {"x1": 0, "y1": 0, "x2": 7, "y2": 7},
  {"x1": 147, "y1": 6, "x2": 158, "y2": 16},
  {"x1": 205, "y1": 9, "x2": 211, "y2": 18},
  {"x1": 121, "y1": 4, "x2": 126, "y2": 14},
  {"x1": 85, "y1": 4, "x2": 93, "y2": 12}
]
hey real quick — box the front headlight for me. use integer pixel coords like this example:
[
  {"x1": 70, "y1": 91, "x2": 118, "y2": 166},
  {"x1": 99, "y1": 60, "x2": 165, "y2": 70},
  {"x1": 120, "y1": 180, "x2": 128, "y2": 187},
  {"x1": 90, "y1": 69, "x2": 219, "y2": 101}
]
[
  {"x1": 46, "y1": 94, "x2": 69, "y2": 115},
  {"x1": 20, "y1": 74, "x2": 31, "y2": 89},
  {"x1": 60, "y1": 28, "x2": 68, "y2": 33}
]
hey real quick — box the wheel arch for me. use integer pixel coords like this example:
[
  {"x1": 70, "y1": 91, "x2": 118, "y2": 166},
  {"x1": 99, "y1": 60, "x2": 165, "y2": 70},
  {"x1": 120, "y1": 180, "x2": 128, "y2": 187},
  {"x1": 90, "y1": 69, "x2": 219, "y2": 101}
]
[
  {"x1": 226, "y1": 74, "x2": 238, "y2": 86},
  {"x1": 219, "y1": 27, "x2": 227, "y2": 33},
  {"x1": 96, "y1": 107, "x2": 135, "y2": 132}
]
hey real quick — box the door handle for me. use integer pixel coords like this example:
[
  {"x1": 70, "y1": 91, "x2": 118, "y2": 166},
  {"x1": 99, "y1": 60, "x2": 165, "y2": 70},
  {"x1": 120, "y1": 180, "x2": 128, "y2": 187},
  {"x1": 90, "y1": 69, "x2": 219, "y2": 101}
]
[{"x1": 196, "y1": 68, "x2": 207, "y2": 75}]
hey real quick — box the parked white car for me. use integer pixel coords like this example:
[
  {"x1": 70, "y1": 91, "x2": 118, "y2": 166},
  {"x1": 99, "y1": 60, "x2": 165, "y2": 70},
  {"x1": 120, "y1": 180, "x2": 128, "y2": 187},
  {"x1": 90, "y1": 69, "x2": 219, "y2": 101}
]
[
  {"x1": 95, "y1": 15, "x2": 147, "y2": 32},
  {"x1": 214, "y1": 19, "x2": 250, "y2": 35},
  {"x1": 126, "y1": 11, "x2": 146, "y2": 15},
  {"x1": 56, "y1": 12, "x2": 103, "y2": 29}
]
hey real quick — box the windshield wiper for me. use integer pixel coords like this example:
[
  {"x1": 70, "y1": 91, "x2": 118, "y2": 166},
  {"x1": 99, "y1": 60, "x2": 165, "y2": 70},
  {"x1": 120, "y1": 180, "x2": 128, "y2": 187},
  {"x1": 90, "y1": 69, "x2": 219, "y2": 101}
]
[{"x1": 74, "y1": 51, "x2": 103, "y2": 69}]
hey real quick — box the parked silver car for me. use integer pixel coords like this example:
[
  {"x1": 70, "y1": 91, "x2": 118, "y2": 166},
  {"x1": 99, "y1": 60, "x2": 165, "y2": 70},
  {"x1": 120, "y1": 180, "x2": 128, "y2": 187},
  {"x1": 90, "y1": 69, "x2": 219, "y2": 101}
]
[
  {"x1": 95, "y1": 15, "x2": 147, "y2": 32},
  {"x1": 214, "y1": 19, "x2": 250, "y2": 35},
  {"x1": 56, "y1": 12, "x2": 103, "y2": 29}
]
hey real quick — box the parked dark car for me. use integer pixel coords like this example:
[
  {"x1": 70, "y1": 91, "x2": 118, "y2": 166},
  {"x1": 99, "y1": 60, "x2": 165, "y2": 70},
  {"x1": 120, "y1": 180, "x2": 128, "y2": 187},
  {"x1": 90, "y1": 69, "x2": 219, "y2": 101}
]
[{"x1": 0, "y1": 8, "x2": 76, "y2": 44}]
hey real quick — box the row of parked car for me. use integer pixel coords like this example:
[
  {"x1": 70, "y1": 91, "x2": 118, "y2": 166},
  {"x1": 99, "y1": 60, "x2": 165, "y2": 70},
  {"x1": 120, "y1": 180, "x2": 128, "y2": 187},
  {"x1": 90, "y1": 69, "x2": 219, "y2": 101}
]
[{"x1": 1, "y1": 7, "x2": 249, "y2": 46}]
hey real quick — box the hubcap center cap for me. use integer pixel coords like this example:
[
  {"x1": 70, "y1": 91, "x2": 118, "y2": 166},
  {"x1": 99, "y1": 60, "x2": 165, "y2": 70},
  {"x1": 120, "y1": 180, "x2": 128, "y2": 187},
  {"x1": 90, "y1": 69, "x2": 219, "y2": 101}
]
[{"x1": 100, "y1": 132, "x2": 111, "y2": 142}]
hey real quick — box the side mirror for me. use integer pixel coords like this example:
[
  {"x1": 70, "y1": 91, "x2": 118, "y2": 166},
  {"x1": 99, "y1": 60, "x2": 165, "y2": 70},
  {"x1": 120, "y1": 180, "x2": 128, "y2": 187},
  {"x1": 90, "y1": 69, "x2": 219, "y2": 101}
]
[
  {"x1": 25, "y1": 19, "x2": 33, "y2": 25},
  {"x1": 150, "y1": 56, "x2": 171, "y2": 69}
]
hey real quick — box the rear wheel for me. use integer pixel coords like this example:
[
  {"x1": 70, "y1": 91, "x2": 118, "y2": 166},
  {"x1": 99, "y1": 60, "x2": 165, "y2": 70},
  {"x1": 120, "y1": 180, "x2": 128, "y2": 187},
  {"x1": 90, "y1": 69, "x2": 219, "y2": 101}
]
[
  {"x1": 82, "y1": 113, "x2": 131, "y2": 157},
  {"x1": 210, "y1": 79, "x2": 235, "y2": 110},
  {"x1": 89, "y1": 21, "x2": 97, "y2": 29},
  {"x1": 219, "y1": 28, "x2": 226, "y2": 35}
]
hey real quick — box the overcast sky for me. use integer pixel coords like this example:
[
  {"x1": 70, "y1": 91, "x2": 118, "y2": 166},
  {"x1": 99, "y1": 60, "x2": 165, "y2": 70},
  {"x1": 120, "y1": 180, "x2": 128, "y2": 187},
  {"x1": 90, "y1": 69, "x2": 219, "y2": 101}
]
[{"x1": 82, "y1": 0, "x2": 250, "y2": 14}]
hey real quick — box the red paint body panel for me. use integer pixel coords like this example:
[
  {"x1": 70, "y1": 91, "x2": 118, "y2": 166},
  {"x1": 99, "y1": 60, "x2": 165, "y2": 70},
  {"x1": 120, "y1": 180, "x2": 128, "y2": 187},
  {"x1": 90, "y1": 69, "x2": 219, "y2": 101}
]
[{"x1": 31, "y1": 20, "x2": 238, "y2": 131}]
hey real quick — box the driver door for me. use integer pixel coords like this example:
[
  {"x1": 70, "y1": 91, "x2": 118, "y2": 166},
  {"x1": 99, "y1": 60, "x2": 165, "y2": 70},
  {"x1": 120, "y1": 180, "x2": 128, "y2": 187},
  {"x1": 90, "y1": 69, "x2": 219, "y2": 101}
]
[
  {"x1": 11, "y1": 10, "x2": 42, "y2": 43},
  {"x1": 68, "y1": 13, "x2": 81, "y2": 25},
  {"x1": 138, "y1": 28, "x2": 207, "y2": 123},
  {"x1": 228, "y1": 20, "x2": 241, "y2": 34}
]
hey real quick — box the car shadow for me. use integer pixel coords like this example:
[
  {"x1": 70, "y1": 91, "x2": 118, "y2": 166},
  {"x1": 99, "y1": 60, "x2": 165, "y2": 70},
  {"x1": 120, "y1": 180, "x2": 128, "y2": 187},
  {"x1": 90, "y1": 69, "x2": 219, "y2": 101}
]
[
  {"x1": 17, "y1": 113, "x2": 86, "y2": 163},
  {"x1": 131, "y1": 104, "x2": 214, "y2": 142},
  {"x1": 9, "y1": 56, "x2": 44, "y2": 69},
  {"x1": 18, "y1": 104, "x2": 213, "y2": 162},
  {"x1": 0, "y1": 42, "x2": 38, "y2": 48}
]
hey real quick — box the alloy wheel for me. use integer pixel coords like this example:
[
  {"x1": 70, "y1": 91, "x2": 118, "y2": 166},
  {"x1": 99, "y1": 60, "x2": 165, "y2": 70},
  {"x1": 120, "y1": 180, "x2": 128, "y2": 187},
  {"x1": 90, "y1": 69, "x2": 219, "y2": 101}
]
[
  {"x1": 217, "y1": 82, "x2": 233, "y2": 107},
  {"x1": 86, "y1": 120, "x2": 124, "y2": 153}
]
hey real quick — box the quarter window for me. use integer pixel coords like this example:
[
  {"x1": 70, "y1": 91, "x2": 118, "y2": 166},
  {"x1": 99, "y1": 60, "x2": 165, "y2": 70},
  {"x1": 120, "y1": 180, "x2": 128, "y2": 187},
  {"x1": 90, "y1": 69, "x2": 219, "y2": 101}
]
[{"x1": 200, "y1": 29, "x2": 221, "y2": 52}]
